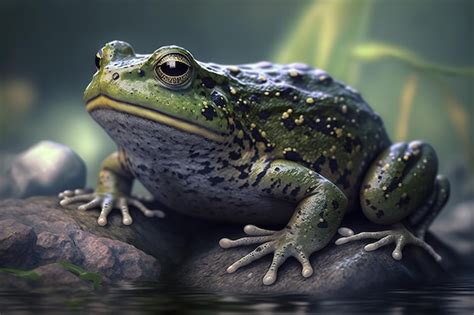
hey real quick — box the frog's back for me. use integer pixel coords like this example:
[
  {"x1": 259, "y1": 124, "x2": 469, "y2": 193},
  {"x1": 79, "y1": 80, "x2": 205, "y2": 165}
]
[{"x1": 211, "y1": 61, "x2": 391, "y2": 208}]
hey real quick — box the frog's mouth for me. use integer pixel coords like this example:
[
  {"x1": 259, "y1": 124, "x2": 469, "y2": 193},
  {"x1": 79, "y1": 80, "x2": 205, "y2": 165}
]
[{"x1": 85, "y1": 94, "x2": 226, "y2": 143}]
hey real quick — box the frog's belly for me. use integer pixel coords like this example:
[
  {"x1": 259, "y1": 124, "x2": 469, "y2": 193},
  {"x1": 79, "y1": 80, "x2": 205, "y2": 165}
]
[
  {"x1": 91, "y1": 108, "x2": 295, "y2": 225},
  {"x1": 137, "y1": 169, "x2": 295, "y2": 225},
  {"x1": 127, "y1": 154, "x2": 295, "y2": 224}
]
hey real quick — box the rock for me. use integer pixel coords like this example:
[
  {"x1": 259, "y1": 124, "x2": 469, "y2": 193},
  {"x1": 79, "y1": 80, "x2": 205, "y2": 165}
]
[
  {"x1": 34, "y1": 263, "x2": 92, "y2": 288},
  {"x1": 175, "y1": 215, "x2": 457, "y2": 297},
  {"x1": 0, "y1": 196, "x2": 460, "y2": 297},
  {"x1": 0, "y1": 262, "x2": 92, "y2": 290},
  {"x1": 0, "y1": 141, "x2": 86, "y2": 198},
  {"x1": 0, "y1": 219, "x2": 37, "y2": 269},
  {"x1": 432, "y1": 200, "x2": 474, "y2": 263},
  {"x1": 0, "y1": 196, "x2": 188, "y2": 287}
]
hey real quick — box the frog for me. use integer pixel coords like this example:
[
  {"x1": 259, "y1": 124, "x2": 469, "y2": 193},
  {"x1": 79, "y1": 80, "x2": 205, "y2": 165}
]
[{"x1": 59, "y1": 41, "x2": 450, "y2": 285}]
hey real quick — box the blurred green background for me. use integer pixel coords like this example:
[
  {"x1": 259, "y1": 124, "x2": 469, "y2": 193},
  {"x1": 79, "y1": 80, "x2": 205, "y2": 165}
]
[{"x1": 0, "y1": 0, "x2": 472, "y2": 206}]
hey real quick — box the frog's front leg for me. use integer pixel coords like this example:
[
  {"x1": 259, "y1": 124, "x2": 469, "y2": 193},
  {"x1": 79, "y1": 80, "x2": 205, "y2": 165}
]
[
  {"x1": 59, "y1": 150, "x2": 165, "y2": 226},
  {"x1": 219, "y1": 159, "x2": 348, "y2": 285},
  {"x1": 336, "y1": 141, "x2": 450, "y2": 261}
]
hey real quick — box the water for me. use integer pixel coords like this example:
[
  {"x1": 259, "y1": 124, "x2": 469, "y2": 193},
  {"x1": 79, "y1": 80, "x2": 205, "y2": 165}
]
[{"x1": 1, "y1": 270, "x2": 473, "y2": 314}]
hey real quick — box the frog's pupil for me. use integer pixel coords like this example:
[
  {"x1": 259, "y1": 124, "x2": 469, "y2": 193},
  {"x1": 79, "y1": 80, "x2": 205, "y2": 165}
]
[
  {"x1": 161, "y1": 61, "x2": 188, "y2": 77},
  {"x1": 95, "y1": 55, "x2": 101, "y2": 70}
]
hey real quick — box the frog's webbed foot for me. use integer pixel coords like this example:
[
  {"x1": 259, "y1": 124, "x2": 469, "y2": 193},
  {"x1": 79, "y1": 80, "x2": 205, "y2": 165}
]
[
  {"x1": 58, "y1": 189, "x2": 165, "y2": 226},
  {"x1": 335, "y1": 223, "x2": 441, "y2": 262},
  {"x1": 219, "y1": 225, "x2": 314, "y2": 286}
]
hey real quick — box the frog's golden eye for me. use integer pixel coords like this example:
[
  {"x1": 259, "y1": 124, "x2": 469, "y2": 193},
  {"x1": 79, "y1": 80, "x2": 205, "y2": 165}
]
[{"x1": 155, "y1": 53, "x2": 192, "y2": 88}]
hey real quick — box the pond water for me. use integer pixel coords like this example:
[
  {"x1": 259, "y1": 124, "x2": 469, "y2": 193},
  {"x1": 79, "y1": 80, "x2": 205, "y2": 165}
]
[{"x1": 1, "y1": 269, "x2": 472, "y2": 314}]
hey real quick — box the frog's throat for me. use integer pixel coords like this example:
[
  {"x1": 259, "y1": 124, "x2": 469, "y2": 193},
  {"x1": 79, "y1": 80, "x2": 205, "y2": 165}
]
[{"x1": 86, "y1": 95, "x2": 226, "y2": 143}]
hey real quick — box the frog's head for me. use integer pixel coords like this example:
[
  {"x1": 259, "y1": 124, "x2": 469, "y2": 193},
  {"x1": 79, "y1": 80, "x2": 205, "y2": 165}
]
[{"x1": 84, "y1": 41, "x2": 233, "y2": 144}]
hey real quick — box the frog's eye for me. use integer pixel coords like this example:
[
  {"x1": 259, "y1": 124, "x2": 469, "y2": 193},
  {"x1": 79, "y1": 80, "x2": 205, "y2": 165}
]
[
  {"x1": 95, "y1": 48, "x2": 103, "y2": 70},
  {"x1": 155, "y1": 53, "x2": 192, "y2": 88}
]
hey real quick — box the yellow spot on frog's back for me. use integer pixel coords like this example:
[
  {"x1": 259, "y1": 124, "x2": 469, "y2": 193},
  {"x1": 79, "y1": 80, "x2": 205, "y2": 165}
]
[
  {"x1": 283, "y1": 147, "x2": 297, "y2": 154},
  {"x1": 258, "y1": 75, "x2": 267, "y2": 82},
  {"x1": 289, "y1": 70, "x2": 299, "y2": 77},
  {"x1": 250, "y1": 123, "x2": 257, "y2": 129},
  {"x1": 335, "y1": 128, "x2": 343, "y2": 138},
  {"x1": 294, "y1": 115, "x2": 304, "y2": 125},
  {"x1": 228, "y1": 66, "x2": 240, "y2": 74},
  {"x1": 275, "y1": 91, "x2": 281, "y2": 97},
  {"x1": 237, "y1": 130, "x2": 244, "y2": 139},
  {"x1": 306, "y1": 97, "x2": 314, "y2": 104},
  {"x1": 230, "y1": 86, "x2": 237, "y2": 95},
  {"x1": 281, "y1": 108, "x2": 293, "y2": 120},
  {"x1": 341, "y1": 105, "x2": 348, "y2": 114}
]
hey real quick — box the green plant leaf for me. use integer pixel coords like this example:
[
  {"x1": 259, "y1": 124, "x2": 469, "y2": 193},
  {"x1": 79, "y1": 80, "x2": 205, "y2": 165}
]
[
  {"x1": 0, "y1": 267, "x2": 40, "y2": 280},
  {"x1": 352, "y1": 42, "x2": 474, "y2": 77},
  {"x1": 58, "y1": 260, "x2": 102, "y2": 289}
]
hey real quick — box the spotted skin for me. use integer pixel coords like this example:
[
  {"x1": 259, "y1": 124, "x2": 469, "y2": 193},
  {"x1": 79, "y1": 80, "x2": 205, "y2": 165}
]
[{"x1": 59, "y1": 41, "x2": 450, "y2": 285}]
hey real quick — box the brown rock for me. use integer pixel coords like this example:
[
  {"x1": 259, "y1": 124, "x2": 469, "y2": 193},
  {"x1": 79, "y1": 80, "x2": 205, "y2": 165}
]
[{"x1": 0, "y1": 219, "x2": 37, "y2": 268}]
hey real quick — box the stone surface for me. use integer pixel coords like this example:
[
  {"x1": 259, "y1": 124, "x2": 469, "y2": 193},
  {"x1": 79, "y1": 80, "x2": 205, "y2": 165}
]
[
  {"x1": 34, "y1": 263, "x2": 92, "y2": 288},
  {"x1": 0, "y1": 197, "x2": 189, "y2": 286},
  {"x1": 0, "y1": 196, "x2": 462, "y2": 297},
  {"x1": 0, "y1": 141, "x2": 86, "y2": 198},
  {"x1": 175, "y1": 215, "x2": 457, "y2": 297},
  {"x1": 432, "y1": 200, "x2": 474, "y2": 263},
  {"x1": 0, "y1": 219, "x2": 37, "y2": 269}
]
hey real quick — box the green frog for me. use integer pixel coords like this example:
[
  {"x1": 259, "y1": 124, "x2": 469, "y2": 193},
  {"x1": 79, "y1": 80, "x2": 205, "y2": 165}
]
[{"x1": 59, "y1": 41, "x2": 450, "y2": 285}]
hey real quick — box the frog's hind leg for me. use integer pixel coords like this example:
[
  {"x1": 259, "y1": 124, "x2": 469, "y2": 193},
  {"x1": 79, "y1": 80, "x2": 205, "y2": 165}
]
[
  {"x1": 219, "y1": 159, "x2": 348, "y2": 285},
  {"x1": 336, "y1": 141, "x2": 450, "y2": 261},
  {"x1": 408, "y1": 174, "x2": 450, "y2": 239}
]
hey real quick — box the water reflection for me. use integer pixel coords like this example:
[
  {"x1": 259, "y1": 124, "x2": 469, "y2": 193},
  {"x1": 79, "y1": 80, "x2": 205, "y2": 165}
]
[{"x1": 0, "y1": 270, "x2": 472, "y2": 314}]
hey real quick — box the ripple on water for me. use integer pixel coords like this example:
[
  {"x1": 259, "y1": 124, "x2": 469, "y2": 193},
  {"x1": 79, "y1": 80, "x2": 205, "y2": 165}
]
[{"x1": 0, "y1": 270, "x2": 473, "y2": 314}]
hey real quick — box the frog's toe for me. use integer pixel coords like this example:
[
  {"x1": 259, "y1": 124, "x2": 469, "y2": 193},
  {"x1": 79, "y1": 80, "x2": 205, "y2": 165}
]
[
  {"x1": 225, "y1": 242, "x2": 276, "y2": 273},
  {"x1": 262, "y1": 248, "x2": 288, "y2": 285},
  {"x1": 128, "y1": 199, "x2": 166, "y2": 218},
  {"x1": 411, "y1": 237, "x2": 442, "y2": 262},
  {"x1": 97, "y1": 195, "x2": 114, "y2": 226},
  {"x1": 58, "y1": 188, "x2": 93, "y2": 199},
  {"x1": 243, "y1": 225, "x2": 277, "y2": 236},
  {"x1": 77, "y1": 197, "x2": 102, "y2": 211},
  {"x1": 58, "y1": 190, "x2": 74, "y2": 198},
  {"x1": 59, "y1": 193, "x2": 95, "y2": 206},
  {"x1": 335, "y1": 230, "x2": 391, "y2": 245},
  {"x1": 335, "y1": 224, "x2": 442, "y2": 262},
  {"x1": 261, "y1": 245, "x2": 313, "y2": 285},
  {"x1": 337, "y1": 227, "x2": 355, "y2": 237},
  {"x1": 118, "y1": 197, "x2": 133, "y2": 225},
  {"x1": 224, "y1": 241, "x2": 296, "y2": 286},
  {"x1": 221, "y1": 225, "x2": 315, "y2": 285},
  {"x1": 219, "y1": 235, "x2": 275, "y2": 249},
  {"x1": 363, "y1": 235, "x2": 394, "y2": 251}
]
